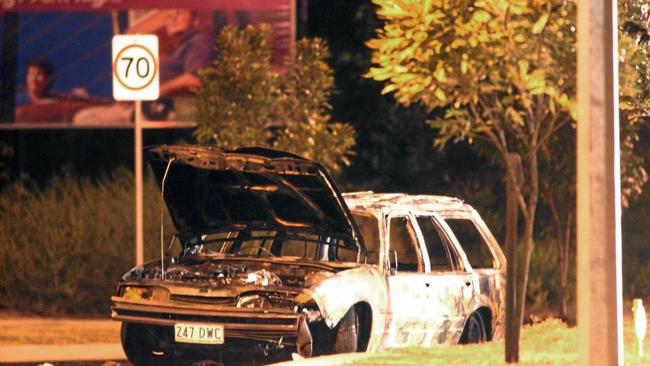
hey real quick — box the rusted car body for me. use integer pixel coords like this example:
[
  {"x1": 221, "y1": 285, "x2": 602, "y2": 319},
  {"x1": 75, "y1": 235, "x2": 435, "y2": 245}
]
[{"x1": 111, "y1": 145, "x2": 505, "y2": 365}]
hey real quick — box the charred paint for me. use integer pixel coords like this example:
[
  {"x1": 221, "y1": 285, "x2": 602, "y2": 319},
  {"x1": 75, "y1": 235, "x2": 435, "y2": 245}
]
[{"x1": 111, "y1": 147, "x2": 505, "y2": 364}]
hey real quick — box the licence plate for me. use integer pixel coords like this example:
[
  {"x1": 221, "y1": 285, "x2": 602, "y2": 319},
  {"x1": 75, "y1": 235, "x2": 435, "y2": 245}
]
[{"x1": 174, "y1": 323, "x2": 224, "y2": 344}]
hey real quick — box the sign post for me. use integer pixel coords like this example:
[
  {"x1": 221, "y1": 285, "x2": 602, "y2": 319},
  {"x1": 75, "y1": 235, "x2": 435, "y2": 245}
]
[{"x1": 112, "y1": 35, "x2": 159, "y2": 266}]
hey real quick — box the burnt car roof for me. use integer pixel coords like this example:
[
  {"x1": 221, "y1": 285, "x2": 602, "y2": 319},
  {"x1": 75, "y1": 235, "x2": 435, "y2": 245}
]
[
  {"x1": 343, "y1": 192, "x2": 474, "y2": 215},
  {"x1": 147, "y1": 145, "x2": 365, "y2": 251}
]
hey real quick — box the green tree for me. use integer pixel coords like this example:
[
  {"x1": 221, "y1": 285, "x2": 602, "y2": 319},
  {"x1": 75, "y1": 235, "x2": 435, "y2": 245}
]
[
  {"x1": 194, "y1": 24, "x2": 355, "y2": 173},
  {"x1": 194, "y1": 24, "x2": 276, "y2": 148},
  {"x1": 618, "y1": 2, "x2": 649, "y2": 207},
  {"x1": 621, "y1": 0, "x2": 650, "y2": 44},
  {"x1": 538, "y1": 123, "x2": 575, "y2": 321},
  {"x1": 365, "y1": 0, "x2": 577, "y2": 358},
  {"x1": 539, "y1": 0, "x2": 649, "y2": 320}
]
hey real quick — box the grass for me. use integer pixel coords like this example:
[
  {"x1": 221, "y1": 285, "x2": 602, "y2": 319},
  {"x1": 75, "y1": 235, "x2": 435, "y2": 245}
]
[
  {"x1": 299, "y1": 318, "x2": 648, "y2": 366},
  {"x1": 1, "y1": 317, "x2": 647, "y2": 365},
  {"x1": 310, "y1": 319, "x2": 577, "y2": 366}
]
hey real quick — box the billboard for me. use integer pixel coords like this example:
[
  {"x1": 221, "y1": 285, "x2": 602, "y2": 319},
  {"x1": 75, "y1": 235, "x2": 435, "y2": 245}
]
[
  {"x1": 2, "y1": 1, "x2": 290, "y2": 12},
  {"x1": 1, "y1": 1, "x2": 292, "y2": 125}
]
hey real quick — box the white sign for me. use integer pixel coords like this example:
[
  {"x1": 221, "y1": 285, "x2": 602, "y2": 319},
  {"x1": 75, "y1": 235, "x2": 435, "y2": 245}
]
[{"x1": 112, "y1": 35, "x2": 159, "y2": 101}]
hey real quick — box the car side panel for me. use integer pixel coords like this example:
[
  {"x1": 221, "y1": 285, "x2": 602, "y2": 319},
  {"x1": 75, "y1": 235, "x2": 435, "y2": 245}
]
[
  {"x1": 409, "y1": 213, "x2": 473, "y2": 346},
  {"x1": 435, "y1": 210, "x2": 506, "y2": 341},
  {"x1": 385, "y1": 274, "x2": 432, "y2": 347},
  {"x1": 470, "y1": 269, "x2": 506, "y2": 340},
  {"x1": 463, "y1": 212, "x2": 506, "y2": 340},
  {"x1": 309, "y1": 265, "x2": 388, "y2": 352},
  {"x1": 419, "y1": 273, "x2": 473, "y2": 345}
]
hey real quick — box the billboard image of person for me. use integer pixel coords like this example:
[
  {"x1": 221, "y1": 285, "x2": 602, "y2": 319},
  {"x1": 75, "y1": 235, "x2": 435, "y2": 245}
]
[{"x1": 1, "y1": 1, "x2": 292, "y2": 125}]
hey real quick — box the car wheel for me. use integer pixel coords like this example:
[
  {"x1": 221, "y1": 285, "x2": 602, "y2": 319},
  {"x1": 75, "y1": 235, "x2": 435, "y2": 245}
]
[
  {"x1": 330, "y1": 307, "x2": 359, "y2": 354},
  {"x1": 121, "y1": 322, "x2": 177, "y2": 366},
  {"x1": 461, "y1": 312, "x2": 487, "y2": 344}
]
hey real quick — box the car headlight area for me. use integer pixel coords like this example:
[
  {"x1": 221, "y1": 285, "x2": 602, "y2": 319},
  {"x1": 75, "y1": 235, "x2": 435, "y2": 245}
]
[{"x1": 120, "y1": 286, "x2": 169, "y2": 302}]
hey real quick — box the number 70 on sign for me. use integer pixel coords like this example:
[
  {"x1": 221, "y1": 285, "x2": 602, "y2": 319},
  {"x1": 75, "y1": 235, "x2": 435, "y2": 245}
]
[{"x1": 112, "y1": 35, "x2": 159, "y2": 101}]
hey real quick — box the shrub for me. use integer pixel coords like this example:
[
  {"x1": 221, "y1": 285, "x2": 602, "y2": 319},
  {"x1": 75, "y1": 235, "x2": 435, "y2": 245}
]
[
  {"x1": 622, "y1": 185, "x2": 650, "y2": 299},
  {"x1": 0, "y1": 168, "x2": 172, "y2": 315},
  {"x1": 0, "y1": 142, "x2": 13, "y2": 185},
  {"x1": 525, "y1": 241, "x2": 575, "y2": 321},
  {"x1": 194, "y1": 24, "x2": 355, "y2": 173}
]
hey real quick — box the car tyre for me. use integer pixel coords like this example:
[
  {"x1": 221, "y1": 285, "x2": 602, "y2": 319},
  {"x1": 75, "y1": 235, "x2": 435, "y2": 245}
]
[
  {"x1": 461, "y1": 312, "x2": 487, "y2": 344},
  {"x1": 121, "y1": 322, "x2": 177, "y2": 366},
  {"x1": 330, "y1": 307, "x2": 359, "y2": 354}
]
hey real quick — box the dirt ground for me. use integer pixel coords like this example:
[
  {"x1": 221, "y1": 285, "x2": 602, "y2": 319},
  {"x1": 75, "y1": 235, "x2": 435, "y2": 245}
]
[{"x1": 0, "y1": 317, "x2": 121, "y2": 345}]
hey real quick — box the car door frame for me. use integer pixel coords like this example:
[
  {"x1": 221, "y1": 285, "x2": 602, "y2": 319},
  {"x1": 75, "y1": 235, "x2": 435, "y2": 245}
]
[
  {"x1": 436, "y1": 209, "x2": 507, "y2": 341},
  {"x1": 383, "y1": 209, "x2": 433, "y2": 347},
  {"x1": 410, "y1": 210, "x2": 474, "y2": 345}
]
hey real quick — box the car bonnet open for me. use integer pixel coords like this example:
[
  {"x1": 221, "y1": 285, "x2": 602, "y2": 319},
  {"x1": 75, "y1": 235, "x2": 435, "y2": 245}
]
[{"x1": 147, "y1": 145, "x2": 364, "y2": 251}]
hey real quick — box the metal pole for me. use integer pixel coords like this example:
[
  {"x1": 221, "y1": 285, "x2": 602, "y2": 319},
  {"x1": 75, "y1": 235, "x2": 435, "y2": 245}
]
[
  {"x1": 577, "y1": 0, "x2": 623, "y2": 364},
  {"x1": 135, "y1": 100, "x2": 144, "y2": 266}
]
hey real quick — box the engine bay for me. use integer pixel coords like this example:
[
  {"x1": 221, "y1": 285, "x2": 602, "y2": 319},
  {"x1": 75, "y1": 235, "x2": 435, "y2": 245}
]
[{"x1": 123, "y1": 257, "x2": 335, "y2": 291}]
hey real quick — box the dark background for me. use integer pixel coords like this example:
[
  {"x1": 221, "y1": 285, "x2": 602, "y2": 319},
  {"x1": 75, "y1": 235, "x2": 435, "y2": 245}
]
[{"x1": 0, "y1": 0, "x2": 647, "y2": 312}]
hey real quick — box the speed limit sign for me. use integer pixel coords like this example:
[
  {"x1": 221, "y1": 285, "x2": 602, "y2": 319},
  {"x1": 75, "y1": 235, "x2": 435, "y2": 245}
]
[{"x1": 112, "y1": 35, "x2": 159, "y2": 101}]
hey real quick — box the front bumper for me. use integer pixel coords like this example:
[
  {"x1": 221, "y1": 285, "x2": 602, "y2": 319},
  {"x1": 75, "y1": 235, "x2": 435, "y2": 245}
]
[{"x1": 111, "y1": 296, "x2": 312, "y2": 354}]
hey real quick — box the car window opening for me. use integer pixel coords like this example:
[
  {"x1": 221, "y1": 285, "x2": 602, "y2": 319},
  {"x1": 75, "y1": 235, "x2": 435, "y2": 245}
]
[
  {"x1": 388, "y1": 216, "x2": 422, "y2": 273},
  {"x1": 351, "y1": 213, "x2": 380, "y2": 264},
  {"x1": 416, "y1": 216, "x2": 458, "y2": 272},
  {"x1": 444, "y1": 218, "x2": 496, "y2": 269},
  {"x1": 181, "y1": 228, "x2": 358, "y2": 263}
]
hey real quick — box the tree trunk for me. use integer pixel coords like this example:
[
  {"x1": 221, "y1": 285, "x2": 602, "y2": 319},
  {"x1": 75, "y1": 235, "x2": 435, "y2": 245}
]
[
  {"x1": 505, "y1": 153, "x2": 522, "y2": 363},
  {"x1": 515, "y1": 215, "x2": 535, "y2": 326},
  {"x1": 547, "y1": 193, "x2": 571, "y2": 321},
  {"x1": 558, "y1": 213, "x2": 572, "y2": 321},
  {"x1": 514, "y1": 144, "x2": 539, "y2": 333}
]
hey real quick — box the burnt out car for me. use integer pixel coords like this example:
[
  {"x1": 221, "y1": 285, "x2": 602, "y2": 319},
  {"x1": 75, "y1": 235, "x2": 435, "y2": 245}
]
[{"x1": 111, "y1": 145, "x2": 505, "y2": 365}]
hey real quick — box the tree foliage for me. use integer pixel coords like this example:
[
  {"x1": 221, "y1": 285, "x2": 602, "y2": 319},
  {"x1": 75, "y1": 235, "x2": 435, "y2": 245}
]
[
  {"x1": 194, "y1": 24, "x2": 355, "y2": 173},
  {"x1": 618, "y1": 18, "x2": 650, "y2": 207},
  {"x1": 366, "y1": 0, "x2": 577, "y2": 357},
  {"x1": 366, "y1": 0, "x2": 577, "y2": 131},
  {"x1": 621, "y1": 0, "x2": 650, "y2": 44},
  {"x1": 365, "y1": 0, "x2": 649, "y2": 327},
  {"x1": 538, "y1": 0, "x2": 650, "y2": 319},
  {"x1": 194, "y1": 25, "x2": 276, "y2": 148}
]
